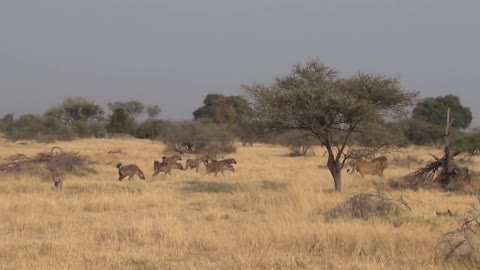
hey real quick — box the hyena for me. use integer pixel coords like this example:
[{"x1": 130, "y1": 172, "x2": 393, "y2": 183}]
[
  {"x1": 204, "y1": 158, "x2": 237, "y2": 176},
  {"x1": 184, "y1": 157, "x2": 207, "y2": 172},
  {"x1": 152, "y1": 160, "x2": 184, "y2": 176},
  {"x1": 116, "y1": 163, "x2": 146, "y2": 181},
  {"x1": 162, "y1": 155, "x2": 182, "y2": 164}
]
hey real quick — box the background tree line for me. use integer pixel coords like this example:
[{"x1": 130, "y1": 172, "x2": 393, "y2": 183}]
[
  {"x1": 0, "y1": 60, "x2": 478, "y2": 188},
  {"x1": 0, "y1": 87, "x2": 476, "y2": 153}
]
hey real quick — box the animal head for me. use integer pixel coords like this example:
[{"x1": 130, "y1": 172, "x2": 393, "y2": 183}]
[
  {"x1": 138, "y1": 170, "x2": 146, "y2": 180},
  {"x1": 116, "y1": 162, "x2": 123, "y2": 169},
  {"x1": 203, "y1": 159, "x2": 210, "y2": 165}
]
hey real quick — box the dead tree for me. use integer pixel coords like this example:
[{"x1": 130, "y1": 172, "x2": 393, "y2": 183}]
[
  {"x1": 443, "y1": 108, "x2": 456, "y2": 185},
  {"x1": 404, "y1": 108, "x2": 471, "y2": 187}
]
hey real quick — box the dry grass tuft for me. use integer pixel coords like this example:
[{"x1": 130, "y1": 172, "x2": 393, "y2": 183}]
[
  {"x1": 324, "y1": 192, "x2": 411, "y2": 221},
  {"x1": 436, "y1": 197, "x2": 480, "y2": 267},
  {"x1": 0, "y1": 146, "x2": 95, "y2": 177}
]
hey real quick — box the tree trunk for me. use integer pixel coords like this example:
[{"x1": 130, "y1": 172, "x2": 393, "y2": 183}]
[
  {"x1": 327, "y1": 155, "x2": 342, "y2": 191},
  {"x1": 443, "y1": 108, "x2": 455, "y2": 185}
]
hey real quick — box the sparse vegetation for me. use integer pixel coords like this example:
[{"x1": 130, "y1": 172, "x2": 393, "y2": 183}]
[
  {"x1": 0, "y1": 59, "x2": 478, "y2": 269},
  {"x1": 436, "y1": 195, "x2": 480, "y2": 267},
  {"x1": 452, "y1": 132, "x2": 480, "y2": 156},
  {"x1": 0, "y1": 138, "x2": 478, "y2": 269}
]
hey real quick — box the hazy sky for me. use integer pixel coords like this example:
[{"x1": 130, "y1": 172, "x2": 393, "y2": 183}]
[{"x1": 2, "y1": 1, "x2": 480, "y2": 125}]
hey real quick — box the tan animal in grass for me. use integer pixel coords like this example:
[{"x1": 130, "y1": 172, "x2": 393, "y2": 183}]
[
  {"x1": 46, "y1": 160, "x2": 64, "y2": 190},
  {"x1": 370, "y1": 156, "x2": 388, "y2": 176},
  {"x1": 152, "y1": 160, "x2": 184, "y2": 176},
  {"x1": 346, "y1": 156, "x2": 388, "y2": 177},
  {"x1": 184, "y1": 157, "x2": 207, "y2": 172},
  {"x1": 48, "y1": 167, "x2": 64, "y2": 190},
  {"x1": 116, "y1": 163, "x2": 146, "y2": 181},
  {"x1": 204, "y1": 158, "x2": 237, "y2": 176},
  {"x1": 205, "y1": 161, "x2": 235, "y2": 176}
]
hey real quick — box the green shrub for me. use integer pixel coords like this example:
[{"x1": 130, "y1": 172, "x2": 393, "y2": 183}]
[{"x1": 452, "y1": 132, "x2": 480, "y2": 155}]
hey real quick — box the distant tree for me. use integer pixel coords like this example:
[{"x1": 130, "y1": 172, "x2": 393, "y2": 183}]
[
  {"x1": 193, "y1": 94, "x2": 253, "y2": 125},
  {"x1": 108, "y1": 101, "x2": 145, "y2": 118},
  {"x1": 136, "y1": 119, "x2": 168, "y2": 139},
  {"x1": 45, "y1": 97, "x2": 104, "y2": 125},
  {"x1": 413, "y1": 95, "x2": 472, "y2": 129},
  {"x1": 5, "y1": 114, "x2": 73, "y2": 141},
  {"x1": 161, "y1": 119, "x2": 236, "y2": 158},
  {"x1": 352, "y1": 121, "x2": 410, "y2": 148},
  {"x1": 146, "y1": 105, "x2": 161, "y2": 119},
  {"x1": 244, "y1": 60, "x2": 417, "y2": 191},
  {"x1": 107, "y1": 108, "x2": 136, "y2": 134},
  {"x1": 399, "y1": 118, "x2": 444, "y2": 146},
  {"x1": 230, "y1": 118, "x2": 263, "y2": 146},
  {"x1": 0, "y1": 113, "x2": 14, "y2": 132}
]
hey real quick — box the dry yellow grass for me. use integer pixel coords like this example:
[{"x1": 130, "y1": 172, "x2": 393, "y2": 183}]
[{"x1": 0, "y1": 138, "x2": 478, "y2": 269}]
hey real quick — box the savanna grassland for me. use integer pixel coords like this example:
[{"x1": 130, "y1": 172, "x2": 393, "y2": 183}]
[{"x1": 0, "y1": 138, "x2": 478, "y2": 270}]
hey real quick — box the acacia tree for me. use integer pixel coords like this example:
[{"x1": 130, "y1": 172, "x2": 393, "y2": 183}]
[
  {"x1": 244, "y1": 60, "x2": 417, "y2": 191},
  {"x1": 45, "y1": 97, "x2": 104, "y2": 125},
  {"x1": 413, "y1": 95, "x2": 472, "y2": 129},
  {"x1": 193, "y1": 94, "x2": 253, "y2": 125},
  {"x1": 107, "y1": 101, "x2": 145, "y2": 119},
  {"x1": 146, "y1": 105, "x2": 161, "y2": 119}
]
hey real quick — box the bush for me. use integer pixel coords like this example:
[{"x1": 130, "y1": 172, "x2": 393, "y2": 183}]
[
  {"x1": 229, "y1": 118, "x2": 263, "y2": 146},
  {"x1": 262, "y1": 130, "x2": 317, "y2": 157},
  {"x1": 6, "y1": 115, "x2": 74, "y2": 142},
  {"x1": 0, "y1": 147, "x2": 96, "y2": 177},
  {"x1": 135, "y1": 119, "x2": 170, "y2": 140},
  {"x1": 352, "y1": 122, "x2": 410, "y2": 148},
  {"x1": 437, "y1": 199, "x2": 480, "y2": 266},
  {"x1": 73, "y1": 120, "x2": 108, "y2": 138},
  {"x1": 399, "y1": 118, "x2": 445, "y2": 146},
  {"x1": 324, "y1": 193, "x2": 411, "y2": 221},
  {"x1": 160, "y1": 119, "x2": 236, "y2": 159},
  {"x1": 452, "y1": 132, "x2": 480, "y2": 155}
]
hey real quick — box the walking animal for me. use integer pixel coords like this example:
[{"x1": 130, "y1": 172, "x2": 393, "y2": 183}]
[
  {"x1": 116, "y1": 163, "x2": 146, "y2": 181},
  {"x1": 152, "y1": 160, "x2": 184, "y2": 176}
]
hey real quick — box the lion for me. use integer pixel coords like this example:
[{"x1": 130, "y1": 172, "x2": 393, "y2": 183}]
[{"x1": 346, "y1": 156, "x2": 387, "y2": 177}]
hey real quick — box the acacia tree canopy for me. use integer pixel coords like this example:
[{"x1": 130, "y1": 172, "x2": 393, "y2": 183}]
[
  {"x1": 108, "y1": 101, "x2": 145, "y2": 118},
  {"x1": 412, "y1": 95, "x2": 472, "y2": 129},
  {"x1": 193, "y1": 94, "x2": 253, "y2": 125},
  {"x1": 146, "y1": 105, "x2": 161, "y2": 119},
  {"x1": 45, "y1": 97, "x2": 104, "y2": 125},
  {"x1": 244, "y1": 60, "x2": 417, "y2": 191}
]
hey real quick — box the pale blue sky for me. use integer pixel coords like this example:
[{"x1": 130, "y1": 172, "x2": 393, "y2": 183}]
[{"x1": 1, "y1": 1, "x2": 480, "y2": 125}]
